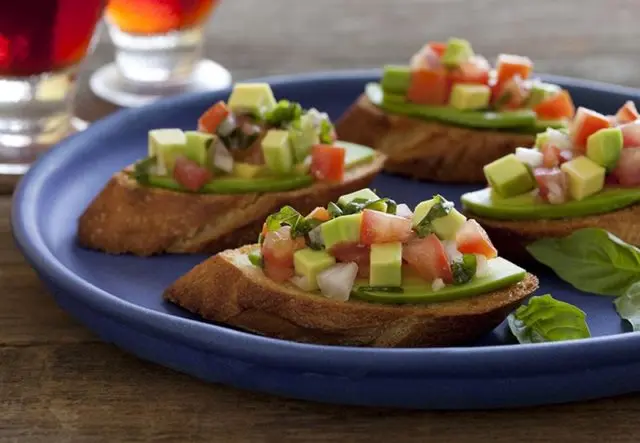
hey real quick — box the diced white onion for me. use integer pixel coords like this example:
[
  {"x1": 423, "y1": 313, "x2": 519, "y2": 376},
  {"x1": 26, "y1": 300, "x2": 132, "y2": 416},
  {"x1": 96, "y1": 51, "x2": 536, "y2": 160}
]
[
  {"x1": 316, "y1": 262, "x2": 358, "y2": 301},
  {"x1": 443, "y1": 240, "x2": 463, "y2": 263},
  {"x1": 308, "y1": 225, "x2": 324, "y2": 248},
  {"x1": 395, "y1": 203, "x2": 413, "y2": 219},
  {"x1": 475, "y1": 254, "x2": 491, "y2": 278},
  {"x1": 306, "y1": 108, "x2": 331, "y2": 129},
  {"x1": 217, "y1": 114, "x2": 237, "y2": 136},
  {"x1": 515, "y1": 147, "x2": 543, "y2": 168},
  {"x1": 290, "y1": 274, "x2": 315, "y2": 291},
  {"x1": 431, "y1": 278, "x2": 445, "y2": 291},
  {"x1": 545, "y1": 128, "x2": 572, "y2": 151},
  {"x1": 212, "y1": 139, "x2": 234, "y2": 172}
]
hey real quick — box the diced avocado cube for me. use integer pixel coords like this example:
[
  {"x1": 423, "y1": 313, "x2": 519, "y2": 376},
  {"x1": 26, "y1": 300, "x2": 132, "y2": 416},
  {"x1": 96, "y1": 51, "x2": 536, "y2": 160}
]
[
  {"x1": 369, "y1": 242, "x2": 402, "y2": 287},
  {"x1": 449, "y1": 84, "x2": 491, "y2": 110},
  {"x1": 561, "y1": 156, "x2": 605, "y2": 201},
  {"x1": 337, "y1": 188, "x2": 387, "y2": 212},
  {"x1": 321, "y1": 213, "x2": 363, "y2": 250},
  {"x1": 586, "y1": 127, "x2": 623, "y2": 172},
  {"x1": 441, "y1": 38, "x2": 474, "y2": 68},
  {"x1": 341, "y1": 142, "x2": 376, "y2": 169},
  {"x1": 412, "y1": 198, "x2": 467, "y2": 241},
  {"x1": 262, "y1": 129, "x2": 293, "y2": 175},
  {"x1": 483, "y1": 154, "x2": 536, "y2": 198},
  {"x1": 184, "y1": 131, "x2": 213, "y2": 166},
  {"x1": 293, "y1": 248, "x2": 336, "y2": 291},
  {"x1": 227, "y1": 83, "x2": 277, "y2": 116},
  {"x1": 381, "y1": 65, "x2": 411, "y2": 95},
  {"x1": 526, "y1": 81, "x2": 561, "y2": 107},
  {"x1": 232, "y1": 162, "x2": 264, "y2": 178},
  {"x1": 289, "y1": 114, "x2": 319, "y2": 163},
  {"x1": 148, "y1": 128, "x2": 187, "y2": 174}
]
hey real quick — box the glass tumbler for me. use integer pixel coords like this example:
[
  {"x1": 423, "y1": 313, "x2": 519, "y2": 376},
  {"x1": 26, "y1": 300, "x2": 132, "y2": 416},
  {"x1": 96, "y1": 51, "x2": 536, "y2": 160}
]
[
  {"x1": 0, "y1": 0, "x2": 104, "y2": 180},
  {"x1": 91, "y1": 0, "x2": 232, "y2": 108}
]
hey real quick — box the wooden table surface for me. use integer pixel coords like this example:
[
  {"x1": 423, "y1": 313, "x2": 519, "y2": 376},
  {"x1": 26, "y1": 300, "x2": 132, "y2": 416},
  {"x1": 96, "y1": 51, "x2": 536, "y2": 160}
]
[{"x1": 5, "y1": 0, "x2": 640, "y2": 441}]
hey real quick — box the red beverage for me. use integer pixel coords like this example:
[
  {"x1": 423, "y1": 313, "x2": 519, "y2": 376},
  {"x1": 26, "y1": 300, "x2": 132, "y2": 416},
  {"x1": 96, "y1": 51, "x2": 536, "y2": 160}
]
[
  {"x1": 0, "y1": 0, "x2": 104, "y2": 77},
  {"x1": 106, "y1": 0, "x2": 219, "y2": 35}
]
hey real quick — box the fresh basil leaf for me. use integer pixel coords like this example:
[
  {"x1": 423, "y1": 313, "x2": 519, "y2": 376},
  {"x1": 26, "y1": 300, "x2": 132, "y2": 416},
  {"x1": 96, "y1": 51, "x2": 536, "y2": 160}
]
[
  {"x1": 133, "y1": 156, "x2": 157, "y2": 185},
  {"x1": 319, "y1": 118, "x2": 335, "y2": 144},
  {"x1": 327, "y1": 202, "x2": 343, "y2": 218},
  {"x1": 356, "y1": 286, "x2": 404, "y2": 293},
  {"x1": 451, "y1": 254, "x2": 477, "y2": 285},
  {"x1": 507, "y1": 294, "x2": 591, "y2": 343},
  {"x1": 248, "y1": 251, "x2": 263, "y2": 268},
  {"x1": 264, "y1": 206, "x2": 312, "y2": 238},
  {"x1": 414, "y1": 195, "x2": 452, "y2": 238},
  {"x1": 385, "y1": 199, "x2": 397, "y2": 215},
  {"x1": 526, "y1": 228, "x2": 640, "y2": 296},
  {"x1": 264, "y1": 100, "x2": 303, "y2": 127},
  {"x1": 614, "y1": 281, "x2": 640, "y2": 331},
  {"x1": 341, "y1": 197, "x2": 372, "y2": 215}
]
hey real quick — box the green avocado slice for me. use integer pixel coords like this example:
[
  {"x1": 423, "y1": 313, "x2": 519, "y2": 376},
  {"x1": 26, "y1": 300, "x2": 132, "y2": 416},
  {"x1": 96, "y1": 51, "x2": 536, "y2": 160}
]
[
  {"x1": 365, "y1": 82, "x2": 565, "y2": 133},
  {"x1": 461, "y1": 187, "x2": 640, "y2": 220},
  {"x1": 351, "y1": 257, "x2": 526, "y2": 304}
]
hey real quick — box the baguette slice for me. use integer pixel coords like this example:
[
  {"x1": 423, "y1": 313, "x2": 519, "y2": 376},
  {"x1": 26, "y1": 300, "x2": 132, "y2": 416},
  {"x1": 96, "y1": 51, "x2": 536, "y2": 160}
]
[
  {"x1": 164, "y1": 245, "x2": 539, "y2": 348},
  {"x1": 468, "y1": 204, "x2": 640, "y2": 261},
  {"x1": 77, "y1": 153, "x2": 385, "y2": 256},
  {"x1": 335, "y1": 94, "x2": 535, "y2": 183}
]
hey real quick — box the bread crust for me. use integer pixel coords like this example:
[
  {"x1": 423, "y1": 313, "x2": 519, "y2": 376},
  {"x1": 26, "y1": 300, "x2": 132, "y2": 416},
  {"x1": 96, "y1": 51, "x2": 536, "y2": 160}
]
[
  {"x1": 467, "y1": 203, "x2": 640, "y2": 261},
  {"x1": 335, "y1": 94, "x2": 535, "y2": 184},
  {"x1": 77, "y1": 153, "x2": 385, "y2": 256},
  {"x1": 164, "y1": 245, "x2": 539, "y2": 348}
]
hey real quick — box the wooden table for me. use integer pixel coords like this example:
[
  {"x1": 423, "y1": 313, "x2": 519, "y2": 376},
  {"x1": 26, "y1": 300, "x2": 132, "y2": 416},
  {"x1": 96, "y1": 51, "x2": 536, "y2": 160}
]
[{"x1": 5, "y1": 1, "x2": 640, "y2": 441}]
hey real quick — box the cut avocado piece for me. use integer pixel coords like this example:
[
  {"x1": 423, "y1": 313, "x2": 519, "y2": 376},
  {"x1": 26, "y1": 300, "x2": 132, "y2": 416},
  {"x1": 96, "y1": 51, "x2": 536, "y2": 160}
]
[
  {"x1": 232, "y1": 162, "x2": 264, "y2": 179},
  {"x1": 352, "y1": 258, "x2": 525, "y2": 304},
  {"x1": 561, "y1": 156, "x2": 605, "y2": 201},
  {"x1": 262, "y1": 129, "x2": 293, "y2": 175},
  {"x1": 369, "y1": 242, "x2": 403, "y2": 287},
  {"x1": 412, "y1": 198, "x2": 467, "y2": 240},
  {"x1": 336, "y1": 141, "x2": 376, "y2": 169},
  {"x1": 484, "y1": 154, "x2": 535, "y2": 198},
  {"x1": 449, "y1": 84, "x2": 491, "y2": 110},
  {"x1": 184, "y1": 131, "x2": 213, "y2": 166},
  {"x1": 289, "y1": 113, "x2": 319, "y2": 162},
  {"x1": 148, "y1": 128, "x2": 187, "y2": 174},
  {"x1": 381, "y1": 65, "x2": 411, "y2": 95},
  {"x1": 586, "y1": 127, "x2": 623, "y2": 171},
  {"x1": 441, "y1": 38, "x2": 474, "y2": 68},
  {"x1": 321, "y1": 213, "x2": 362, "y2": 250},
  {"x1": 227, "y1": 83, "x2": 277, "y2": 116},
  {"x1": 293, "y1": 248, "x2": 336, "y2": 290},
  {"x1": 526, "y1": 82, "x2": 561, "y2": 107},
  {"x1": 338, "y1": 188, "x2": 387, "y2": 212}
]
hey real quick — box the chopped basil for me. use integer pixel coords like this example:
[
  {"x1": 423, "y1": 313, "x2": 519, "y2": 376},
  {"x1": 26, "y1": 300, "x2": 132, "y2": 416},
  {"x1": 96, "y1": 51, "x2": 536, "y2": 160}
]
[
  {"x1": 340, "y1": 197, "x2": 392, "y2": 215},
  {"x1": 248, "y1": 251, "x2": 263, "y2": 268},
  {"x1": 264, "y1": 100, "x2": 303, "y2": 127},
  {"x1": 327, "y1": 202, "x2": 343, "y2": 218},
  {"x1": 319, "y1": 118, "x2": 335, "y2": 144},
  {"x1": 414, "y1": 195, "x2": 452, "y2": 238},
  {"x1": 385, "y1": 199, "x2": 397, "y2": 215},
  {"x1": 355, "y1": 286, "x2": 404, "y2": 293},
  {"x1": 451, "y1": 254, "x2": 477, "y2": 285},
  {"x1": 133, "y1": 156, "x2": 157, "y2": 184},
  {"x1": 265, "y1": 206, "x2": 313, "y2": 238}
]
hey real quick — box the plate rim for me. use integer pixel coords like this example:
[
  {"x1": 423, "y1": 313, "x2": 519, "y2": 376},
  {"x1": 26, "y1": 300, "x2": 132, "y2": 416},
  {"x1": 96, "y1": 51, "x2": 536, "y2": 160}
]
[{"x1": 12, "y1": 69, "x2": 640, "y2": 377}]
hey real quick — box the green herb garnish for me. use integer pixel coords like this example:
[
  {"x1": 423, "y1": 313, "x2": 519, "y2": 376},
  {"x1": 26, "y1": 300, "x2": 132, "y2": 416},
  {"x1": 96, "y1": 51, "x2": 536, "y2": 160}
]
[
  {"x1": 248, "y1": 251, "x2": 263, "y2": 268},
  {"x1": 133, "y1": 156, "x2": 157, "y2": 185},
  {"x1": 319, "y1": 118, "x2": 335, "y2": 144},
  {"x1": 507, "y1": 294, "x2": 591, "y2": 343},
  {"x1": 327, "y1": 202, "x2": 343, "y2": 218},
  {"x1": 451, "y1": 254, "x2": 477, "y2": 285},
  {"x1": 385, "y1": 199, "x2": 397, "y2": 215},
  {"x1": 414, "y1": 195, "x2": 452, "y2": 238},
  {"x1": 355, "y1": 286, "x2": 404, "y2": 293},
  {"x1": 614, "y1": 281, "x2": 640, "y2": 331},
  {"x1": 265, "y1": 206, "x2": 313, "y2": 238},
  {"x1": 265, "y1": 100, "x2": 303, "y2": 127}
]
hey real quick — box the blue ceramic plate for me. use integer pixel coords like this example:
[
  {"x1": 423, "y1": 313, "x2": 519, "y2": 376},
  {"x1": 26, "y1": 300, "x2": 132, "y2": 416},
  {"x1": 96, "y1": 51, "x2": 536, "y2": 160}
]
[{"x1": 12, "y1": 71, "x2": 640, "y2": 410}]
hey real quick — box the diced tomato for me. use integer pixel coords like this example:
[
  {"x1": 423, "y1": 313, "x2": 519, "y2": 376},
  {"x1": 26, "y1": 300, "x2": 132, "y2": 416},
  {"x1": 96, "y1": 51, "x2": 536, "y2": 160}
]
[
  {"x1": 428, "y1": 42, "x2": 447, "y2": 58},
  {"x1": 329, "y1": 242, "x2": 371, "y2": 277},
  {"x1": 492, "y1": 75, "x2": 529, "y2": 109},
  {"x1": 450, "y1": 55, "x2": 491, "y2": 86},
  {"x1": 360, "y1": 209, "x2": 413, "y2": 245},
  {"x1": 540, "y1": 145, "x2": 573, "y2": 168},
  {"x1": 197, "y1": 101, "x2": 230, "y2": 133},
  {"x1": 495, "y1": 54, "x2": 533, "y2": 86},
  {"x1": 262, "y1": 226, "x2": 302, "y2": 283},
  {"x1": 571, "y1": 107, "x2": 610, "y2": 152},
  {"x1": 261, "y1": 223, "x2": 269, "y2": 237},
  {"x1": 533, "y1": 167, "x2": 569, "y2": 204},
  {"x1": 611, "y1": 148, "x2": 640, "y2": 186},
  {"x1": 620, "y1": 121, "x2": 640, "y2": 148},
  {"x1": 455, "y1": 220, "x2": 498, "y2": 259},
  {"x1": 403, "y1": 234, "x2": 453, "y2": 283},
  {"x1": 173, "y1": 156, "x2": 212, "y2": 191},
  {"x1": 615, "y1": 101, "x2": 640, "y2": 124},
  {"x1": 534, "y1": 90, "x2": 575, "y2": 120},
  {"x1": 407, "y1": 67, "x2": 451, "y2": 105},
  {"x1": 410, "y1": 45, "x2": 442, "y2": 71},
  {"x1": 605, "y1": 174, "x2": 620, "y2": 186},
  {"x1": 307, "y1": 206, "x2": 331, "y2": 222},
  {"x1": 310, "y1": 144, "x2": 345, "y2": 182}
]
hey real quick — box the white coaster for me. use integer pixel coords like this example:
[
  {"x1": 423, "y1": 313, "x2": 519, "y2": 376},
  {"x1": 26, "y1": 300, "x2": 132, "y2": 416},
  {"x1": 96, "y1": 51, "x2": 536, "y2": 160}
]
[{"x1": 89, "y1": 59, "x2": 233, "y2": 108}]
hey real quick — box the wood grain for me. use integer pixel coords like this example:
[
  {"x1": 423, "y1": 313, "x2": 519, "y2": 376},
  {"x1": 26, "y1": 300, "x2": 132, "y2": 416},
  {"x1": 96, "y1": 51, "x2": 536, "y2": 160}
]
[{"x1": 5, "y1": 0, "x2": 640, "y2": 441}]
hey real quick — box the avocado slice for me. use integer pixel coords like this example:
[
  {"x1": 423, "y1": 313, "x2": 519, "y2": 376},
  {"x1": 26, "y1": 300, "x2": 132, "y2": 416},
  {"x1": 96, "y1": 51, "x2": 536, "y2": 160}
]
[
  {"x1": 461, "y1": 187, "x2": 640, "y2": 220},
  {"x1": 336, "y1": 141, "x2": 376, "y2": 168},
  {"x1": 586, "y1": 127, "x2": 623, "y2": 171},
  {"x1": 526, "y1": 81, "x2": 561, "y2": 107},
  {"x1": 321, "y1": 213, "x2": 363, "y2": 250},
  {"x1": 449, "y1": 84, "x2": 491, "y2": 111},
  {"x1": 561, "y1": 156, "x2": 605, "y2": 201},
  {"x1": 289, "y1": 114, "x2": 319, "y2": 163},
  {"x1": 369, "y1": 242, "x2": 403, "y2": 286},
  {"x1": 352, "y1": 258, "x2": 525, "y2": 304},
  {"x1": 412, "y1": 197, "x2": 467, "y2": 240},
  {"x1": 294, "y1": 248, "x2": 336, "y2": 290},
  {"x1": 483, "y1": 154, "x2": 536, "y2": 198},
  {"x1": 148, "y1": 128, "x2": 188, "y2": 174},
  {"x1": 338, "y1": 188, "x2": 387, "y2": 212},
  {"x1": 227, "y1": 83, "x2": 277, "y2": 116},
  {"x1": 184, "y1": 131, "x2": 213, "y2": 166},
  {"x1": 232, "y1": 162, "x2": 265, "y2": 179},
  {"x1": 381, "y1": 65, "x2": 411, "y2": 95},
  {"x1": 262, "y1": 129, "x2": 294, "y2": 175},
  {"x1": 441, "y1": 38, "x2": 474, "y2": 68}
]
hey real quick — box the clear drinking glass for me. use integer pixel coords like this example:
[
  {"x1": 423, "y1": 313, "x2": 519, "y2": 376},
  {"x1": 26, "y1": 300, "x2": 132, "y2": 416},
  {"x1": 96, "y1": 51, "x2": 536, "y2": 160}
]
[
  {"x1": 90, "y1": 0, "x2": 232, "y2": 108},
  {"x1": 0, "y1": 0, "x2": 104, "y2": 182}
]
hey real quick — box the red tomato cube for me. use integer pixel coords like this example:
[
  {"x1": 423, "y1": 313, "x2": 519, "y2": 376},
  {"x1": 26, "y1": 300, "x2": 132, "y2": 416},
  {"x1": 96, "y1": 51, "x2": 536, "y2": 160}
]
[
  {"x1": 407, "y1": 67, "x2": 451, "y2": 105},
  {"x1": 403, "y1": 234, "x2": 453, "y2": 283},
  {"x1": 173, "y1": 156, "x2": 212, "y2": 191},
  {"x1": 533, "y1": 167, "x2": 569, "y2": 204},
  {"x1": 455, "y1": 219, "x2": 498, "y2": 259},
  {"x1": 495, "y1": 54, "x2": 533, "y2": 85},
  {"x1": 310, "y1": 144, "x2": 345, "y2": 182},
  {"x1": 611, "y1": 148, "x2": 640, "y2": 186},
  {"x1": 360, "y1": 209, "x2": 413, "y2": 245},
  {"x1": 615, "y1": 100, "x2": 640, "y2": 124},
  {"x1": 533, "y1": 90, "x2": 575, "y2": 120},
  {"x1": 571, "y1": 107, "x2": 611, "y2": 151}
]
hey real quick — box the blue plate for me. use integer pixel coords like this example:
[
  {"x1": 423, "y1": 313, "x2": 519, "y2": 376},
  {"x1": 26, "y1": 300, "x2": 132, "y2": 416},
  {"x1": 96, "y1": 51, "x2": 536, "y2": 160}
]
[{"x1": 12, "y1": 70, "x2": 640, "y2": 410}]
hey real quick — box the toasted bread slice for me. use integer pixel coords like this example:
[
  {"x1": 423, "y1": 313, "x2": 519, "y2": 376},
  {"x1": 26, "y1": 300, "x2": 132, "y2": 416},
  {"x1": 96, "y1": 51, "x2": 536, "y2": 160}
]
[
  {"x1": 335, "y1": 94, "x2": 535, "y2": 183},
  {"x1": 77, "y1": 153, "x2": 385, "y2": 256},
  {"x1": 468, "y1": 204, "x2": 640, "y2": 261},
  {"x1": 164, "y1": 245, "x2": 539, "y2": 348}
]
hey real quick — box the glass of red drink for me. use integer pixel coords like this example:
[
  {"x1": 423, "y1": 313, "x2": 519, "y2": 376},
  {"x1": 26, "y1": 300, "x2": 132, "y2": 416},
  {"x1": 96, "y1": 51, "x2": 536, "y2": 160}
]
[
  {"x1": 0, "y1": 0, "x2": 104, "y2": 180},
  {"x1": 90, "y1": 0, "x2": 232, "y2": 108}
]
